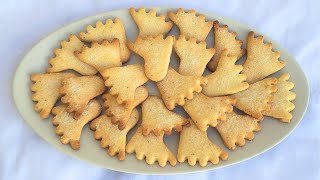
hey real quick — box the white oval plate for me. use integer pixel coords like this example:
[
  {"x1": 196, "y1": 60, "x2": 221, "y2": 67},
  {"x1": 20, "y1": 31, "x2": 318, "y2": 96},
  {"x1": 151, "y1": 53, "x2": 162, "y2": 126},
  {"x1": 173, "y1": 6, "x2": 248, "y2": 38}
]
[{"x1": 13, "y1": 7, "x2": 309, "y2": 175}]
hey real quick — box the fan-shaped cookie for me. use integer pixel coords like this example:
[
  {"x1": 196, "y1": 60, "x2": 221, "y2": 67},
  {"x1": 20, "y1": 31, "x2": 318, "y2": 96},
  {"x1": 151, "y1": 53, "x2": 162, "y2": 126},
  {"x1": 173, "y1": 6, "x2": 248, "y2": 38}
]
[
  {"x1": 127, "y1": 35, "x2": 174, "y2": 82},
  {"x1": 215, "y1": 112, "x2": 261, "y2": 150},
  {"x1": 177, "y1": 121, "x2": 228, "y2": 167},
  {"x1": 263, "y1": 73, "x2": 296, "y2": 122},
  {"x1": 173, "y1": 35, "x2": 215, "y2": 76},
  {"x1": 102, "y1": 64, "x2": 148, "y2": 106},
  {"x1": 31, "y1": 73, "x2": 76, "y2": 119},
  {"x1": 75, "y1": 39, "x2": 121, "y2": 74},
  {"x1": 79, "y1": 18, "x2": 130, "y2": 62},
  {"x1": 52, "y1": 100, "x2": 101, "y2": 150},
  {"x1": 207, "y1": 21, "x2": 245, "y2": 71},
  {"x1": 203, "y1": 50, "x2": 249, "y2": 96},
  {"x1": 129, "y1": 7, "x2": 173, "y2": 37},
  {"x1": 168, "y1": 8, "x2": 213, "y2": 42},
  {"x1": 126, "y1": 127, "x2": 177, "y2": 167},
  {"x1": 183, "y1": 93, "x2": 235, "y2": 131},
  {"x1": 156, "y1": 68, "x2": 207, "y2": 110},
  {"x1": 242, "y1": 31, "x2": 286, "y2": 83},
  {"x1": 141, "y1": 96, "x2": 189, "y2": 136},
  {"x1": 233, "y1": 78, "x2": 278, "y2": 120},
  {"x1": 102, "y1": 86, "x2": 148, "y2": 130},
  {"x1": 90, "y1": 109, "x2": 139, "y2": 160},
  {"x1": 60, "y1": 76, "x2": 105, "y2": 118}
]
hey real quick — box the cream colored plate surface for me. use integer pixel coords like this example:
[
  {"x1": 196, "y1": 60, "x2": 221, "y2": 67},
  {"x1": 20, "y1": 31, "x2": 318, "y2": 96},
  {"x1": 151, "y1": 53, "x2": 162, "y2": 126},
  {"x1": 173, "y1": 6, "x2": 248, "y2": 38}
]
[{"x1": 12, "y1": 7, "x2": 309, "y2": 174}]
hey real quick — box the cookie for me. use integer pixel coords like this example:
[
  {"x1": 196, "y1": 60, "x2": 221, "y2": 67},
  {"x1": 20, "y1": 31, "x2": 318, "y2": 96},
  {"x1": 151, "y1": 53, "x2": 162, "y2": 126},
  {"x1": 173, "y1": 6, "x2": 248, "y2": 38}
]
[
  {"x1": 103, "y1": 86, "x2": 148, "y2": 130},
  {"x1": 90, "y1": 109, "x2": 139, "y2": 160},
  {"x1": 215, "y1": 112, "x2": 261, "y2": 150},
  {"x1": 52, "y1": 99, "x2": 101, "y2": 150},
  {"x1": 129, "y1": 7, "x2": 173, "y2": 37},
  {"x1": 203, "y1": 50, "x2": 249, "y2": 96},
  {"x1": 156, "y1": 68, "x2": 207, "y2": 110},
  {"x1": 60, "y1": 76, "x2": 105, "y2": 118},
  {"x1": 126, "y1": 127, "x2": 177, "y2": 167},
  {"x1": 233, "y1": 78, "x2": 278, "y2": 120},
  {"x1": 46, "y1": 35, "x2": 97, "y2": 75},
  {"x1": 183, "y1": 93, "x2": 235, "y2": 131},
  {"x1": 173, "y1": 35, "x2": 215, "y2": 76},
  {"x1": 75, "y1": 38, "x2": 122, "y2": 74},
  {"x1": 141, "y1": 96, "x2": 189, "y2": 136},
  {"x1": 102, "y1": 64, "x2": 148, "y2": 106},
  {"x1": 79, "y1": 18, "x2": 130, "y2": 62},
  {"x1": 177, "y1": 120, "x2": 228, "y2": 167},
  {"x1": 263, "y1": 73, "x2": 296, "y2": 122},
  {"x1": 127, "y1": 35, "x2": 174, "y2": 82},
  {"x1": 207, "y1": 21, "x2": 245, "y2": 71},
  {"x1": 168, "y1": 8, "x2": 213, "y2": 42},
  {"x1": 31, "y1": 73, "x2": 76, "y2": 119},
  {"x1": 242, "y1": 31, "x2": 286, "y2": 83}
]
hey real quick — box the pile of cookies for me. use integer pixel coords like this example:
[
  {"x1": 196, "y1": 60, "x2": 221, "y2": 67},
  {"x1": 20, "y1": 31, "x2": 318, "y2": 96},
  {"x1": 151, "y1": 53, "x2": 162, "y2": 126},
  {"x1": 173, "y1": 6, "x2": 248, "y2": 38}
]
[{"x1": 30, "y1": 7, "x2": 296, "y2": 167}]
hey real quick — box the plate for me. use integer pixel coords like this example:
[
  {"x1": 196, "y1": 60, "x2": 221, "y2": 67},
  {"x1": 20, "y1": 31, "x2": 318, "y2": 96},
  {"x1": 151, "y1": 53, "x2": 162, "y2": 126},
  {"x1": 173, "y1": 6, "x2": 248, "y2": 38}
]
[{"x1": 12, "y1": 7, "x2": 309, "y2": 174}]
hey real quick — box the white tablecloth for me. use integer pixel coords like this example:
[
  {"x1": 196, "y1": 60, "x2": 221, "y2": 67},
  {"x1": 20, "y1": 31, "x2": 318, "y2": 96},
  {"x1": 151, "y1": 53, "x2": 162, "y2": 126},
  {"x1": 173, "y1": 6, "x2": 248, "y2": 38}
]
[{"x1": 1, "y1": 0, "x2": 319, "y2": 179}]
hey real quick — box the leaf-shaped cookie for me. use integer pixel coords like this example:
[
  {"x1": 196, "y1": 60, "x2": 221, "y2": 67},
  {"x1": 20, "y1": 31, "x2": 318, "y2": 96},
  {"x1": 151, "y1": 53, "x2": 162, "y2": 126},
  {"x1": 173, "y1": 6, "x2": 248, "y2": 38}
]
[
  {"x1": 207, "y1": 21, "x2": 245, "y2": 71},
  {"x1": 127, "y1": 35, "x2": 174, "y2": 82},
  {"x1": 102, "y1": 86, "x2": 148, "y2": 130},
  {"x1": 242, "y1": 31, "x2": 286, "y2": 83},
  {"x1": 75, "y1": 39, "x2": 121, "y2": 74},
  {"x1": 79, "y1": 18, "x2": 130, "y2": 62},
  {"x1": 156, "y1": 68, "x2": 208, "y2": 110},
  {"x1": 90, "y1": 109, "x2": 139, "y2": 160},
  {"x1": 60, "y1": 76, "x2": 105, "y2": 118},
  {"x1": 31, "y1": 73, "x2": 76, "y2": 119},
  {"x1": 102, "y1": 64, "x2": 148, "y2": 106},
  {"x1": 129, "y1": 7, "x2": 173, "y2": 37},
  {"x1": 177, "y1": 121, "x2": 228, "y2": 167},
  {"x1": 126, "y1": 127, "x2": 177, "y2": 167},
  {"x1": 46, "y1": 35, "x2": 97, "y2": 75},
  {"x1": 183, "y1": 93, "x2": 235, "y2": 131},
  {"x1": 168, "y1": 8, "x2": 213, "y2": 42},
  {"x1": 141, "y1": 96, "x2": 189, "y2": 136},
  {"x1": 263, "y1": 73, "x2": 296, "y2": 122},
  {"x1": 215, "y1": 112, "x2": 261, "y2": 150},
  {"x1": 203, "y1": 50, "x2": 249, "y2": 96},
  {"x1": 233, "y1": 78, "x2": 278, "y2": 120},
  {"x1": 52, "y1": 100, "x2": 101, "y2": 150},
  {"x1": 174, "y1": 35, "x2": 215, "y2": 76}
]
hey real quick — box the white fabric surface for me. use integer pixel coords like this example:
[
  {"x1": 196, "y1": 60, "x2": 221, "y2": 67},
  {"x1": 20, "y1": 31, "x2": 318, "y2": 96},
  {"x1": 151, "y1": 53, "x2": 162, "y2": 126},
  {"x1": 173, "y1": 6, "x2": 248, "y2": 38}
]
[{"x1": 1, "y1": 0, "x2": 319, "y2": 179}]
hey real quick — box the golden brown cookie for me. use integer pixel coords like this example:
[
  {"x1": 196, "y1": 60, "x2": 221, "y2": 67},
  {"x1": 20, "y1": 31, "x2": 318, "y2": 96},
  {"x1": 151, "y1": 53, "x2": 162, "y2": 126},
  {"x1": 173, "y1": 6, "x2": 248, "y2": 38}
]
[
  {"x1": 60, "y1": 76, "x2": 105, "y2": 118},
  {"x1": 156, "y1": 68, "x2": 207, "y2": 110},
  {"x1": 79, "y1": 18, "x2": 130, "y2": 62},
  {"x1": 207, "y1": 21, "x2": 245, "y2": 71},
  {"x1": 183, "y1": 93, "x2": 235, "y2": 131},
  {"x1": 126, "y1": 127, "x2": 177, "y2": 167},
  {"x1": 141, "y1": 96, "x2": 189, "y2": 136},
  {"x1": 52, "y1": 99, "x2": 101, "y2": 150},
  {"x1": 129, "y1": 7, "x2": 173, "y2": 37},
  {"x1": 233, "y1": 78, "x2": 278, "y2": 120},
  {"x1": 203, "y1": 50, "x2": 249, "y2": 96},
  {"x1": 46, "y1": 35, "x2": 97, "y2": 75},
  {"x1": 31, "y1": 73, "x2": 76, "y2": 119},
  {"x1": 263, "y1": 73, "x2": 296, "y2": 122},
  {"x1": 215, "y1": 112, "x2": 261, "y2": 150},
  {"x1": 168, "y1": 8, "x2": 213, "y2": 42},
  {"x1": 75, "y1": 39, "x2": 122, "y2": 74},
  {"x1": 127, "y1": 35, "x2": 174, "y2": 82},
  {"x1": 177, "y1": 120, "x2": 228, "y2": 167},
  {"x1": 90, "y1": 109, "x2": 139, "y2": 160},
  {"x1": 242, "y1": 31, "x2": 286, "y2": 83},
  {"x1": 102, "y1": 64, "x2": 148, "y2": 106},
  {"x1": 173, "y1": 35, "x2": 215, "y2": 76}
]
